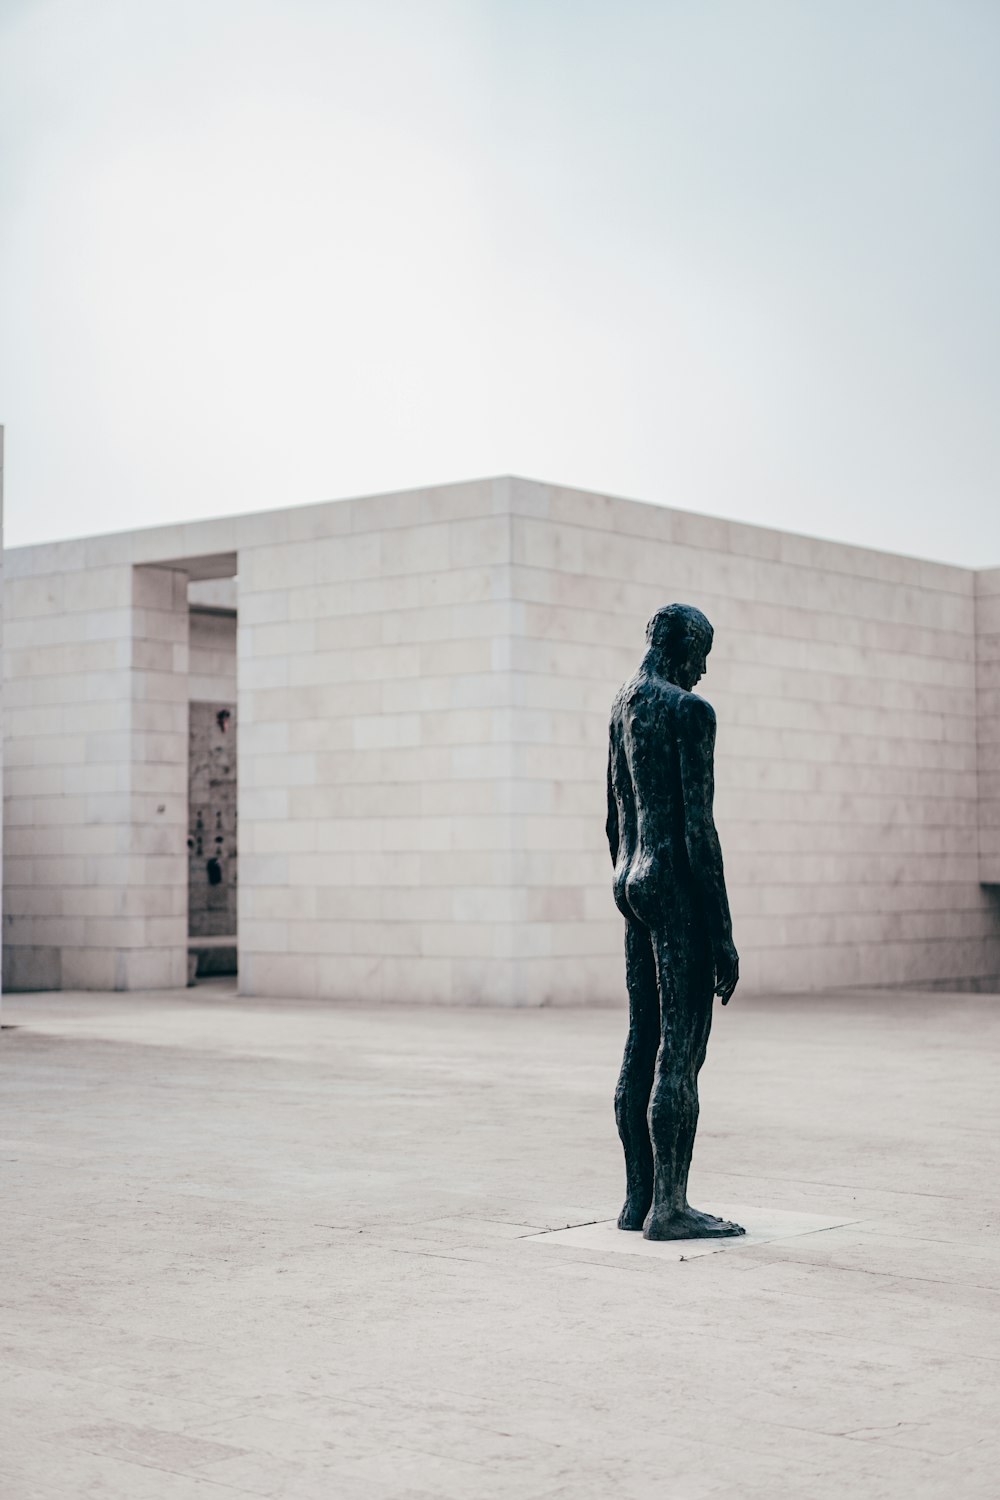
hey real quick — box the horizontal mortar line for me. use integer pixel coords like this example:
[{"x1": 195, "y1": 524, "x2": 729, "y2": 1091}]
[
  {"x1": 515, "y1": 540, "x2": 977, "y2": 597},
  {"x1": 242, "y1": 606, "x2": 977, "y2": 664},
  {"x1": 269, "y1": 756, "x2": 978, "y2": 777},
  {"x1": 496, "y1": 816, "x2": 986, "y2": 832},
  {"x1": 239, "y1": 810, "x2": 984, "y2": 828},
  {"x1": 236, "y1": 629, "x2": 979, "y2": 671},
  {"x1": 509, "y1": 665, "x2": 978, "y2": 703},
  {"x1": 506, "y1": 570, "x2": 978, "y2": 637},
  {"x1": 509, "y1": 546, "x2": 975, "y2": 601},
  {"x1": 508, "y1": 512, "x2": 976, "y2": 595},
  {"x1": 373, "y1": 1245, "x2": 497, "y2": 1266},
  {"x1": 518, "y1": 1218, "x2": 610, "y2": 1236},
  {"x1": 693, "y1": 934, "x2": 1000, "y2": 950},
  {"x1": 233, "y1": 661, "x2": 981, "y2": 702},
  {"x1": 235, "y1": 775, "x2": 983, "y2": 792},
  {"x1": 516, "y1": 700, "x2": 980, "y2": 733},
  {"x1": 249, "y1": 779, "x2": 983, "y2": 803}
]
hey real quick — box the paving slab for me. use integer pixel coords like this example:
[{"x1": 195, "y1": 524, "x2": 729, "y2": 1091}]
[
  {"x1": 2, "y1": 984, "x2": 999, "y2": 1499},
  {"x1": 524, "y1": 1205, "x2": 858, "y2": 1258}
]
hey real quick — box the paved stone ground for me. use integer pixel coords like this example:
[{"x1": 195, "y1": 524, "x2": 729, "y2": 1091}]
[{"x1": 2, "y1": 983, "x2": 999, "y2": 1499}]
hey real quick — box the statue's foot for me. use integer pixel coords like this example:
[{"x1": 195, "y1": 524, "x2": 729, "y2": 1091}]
[
  {"x1": 643, "y1": 1205, "x2": 746, "y2": 1241},
  {"x1": 617, "y1": 1193, "x2": 652, "y2": 1232}
]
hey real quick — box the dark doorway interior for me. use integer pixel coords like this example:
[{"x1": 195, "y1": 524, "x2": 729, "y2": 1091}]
[{"x1": 188, "y1": 700, "x2": 238, "y2": 979}]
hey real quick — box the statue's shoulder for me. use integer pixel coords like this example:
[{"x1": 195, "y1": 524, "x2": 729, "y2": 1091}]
[
  {"x1": 613, "y1": 674, "x2": 716, "y2": 730},
  {"x1": 678, "y1": 689, "x2": 715, "y2": 720},
  {"x1": 676, "y1": 690, "x2": 717, "y2": 740},
  {"x1": 613, "y1": 674, "x2": 681, "y2": 738}
]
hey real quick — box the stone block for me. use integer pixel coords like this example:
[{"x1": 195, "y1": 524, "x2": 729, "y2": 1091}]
[
  {"x1": 2, "y1": 945, "x2": 62, "y2": 991},
  {"x1": 450, "y1": 516, "x2": 510, "y2": 568},
  {"x1": 380, "y1": 523, "x2": 450, "y2": 575},
  {"x1": 382, "y1": 676, "x2": 452, "y2": 714},
  {"x1": 240, "y1": 541, "x2": 319, "y2": 592},
  {"x1": 241, "y1": 951, "x2": 318, "y2": 999},
  {"x1": 246, "y1": 620, "x2": 317, "y2": 659},
  {"x1": 237, "y1": 588, "x2": 290, "y2": 626},
  {"x1": 284, "y1": 715, "x2": 355, "y2": 751},
  {"x1": 314, "y1": 533, "x2": 381, "y2": 584},
  {"x1": 380, "y1": 955, "x2": 453, "y2": 1003},
  {"x1": 238, "y1": 657, "x2": 289, "y2": 692},
  {"x1": 64, "y1": 567, "x2": 134, "y2": 613},
  {"x1": 117, "y1": 947, "x2": 187, "y2": 990},
  {"x1": 416, "y1": 638, "x2": 493, "y2": 676},
  {"x1": 283, "y1": 498, "x2": 352, "y2": 541}
]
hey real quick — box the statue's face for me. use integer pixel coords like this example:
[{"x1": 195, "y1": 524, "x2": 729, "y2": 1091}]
[{"x1": 675, "y1": 630, "x2": 710, "y2": 691}]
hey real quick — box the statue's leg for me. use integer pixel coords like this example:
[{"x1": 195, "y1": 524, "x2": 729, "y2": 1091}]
[
  {"x1": 614, "y1": 919, "x2": 659, "y2": 1230},
  {"x1": 643, "y1": 932, "x2": 744, "y2": 1241}
]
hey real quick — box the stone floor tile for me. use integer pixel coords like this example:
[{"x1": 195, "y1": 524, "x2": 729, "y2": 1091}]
[{"x1": 3, "y1": 985, "x2": 1000, "y2": 1498}]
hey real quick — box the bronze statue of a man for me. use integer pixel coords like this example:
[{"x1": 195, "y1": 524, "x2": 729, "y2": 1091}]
[{"x1": 606, "y1": 603, "x2": 744, "y2": 1241}]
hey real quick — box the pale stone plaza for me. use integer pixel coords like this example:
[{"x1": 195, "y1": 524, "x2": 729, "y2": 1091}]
[{"x1": 3, "y1": 981, "x2": 999, "y2": 1499}]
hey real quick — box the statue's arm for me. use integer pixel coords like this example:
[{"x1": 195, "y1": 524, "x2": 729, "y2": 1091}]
[
  {"x1": 605, "y1": 729, "x2": 620, "y2": 866},
  {"x1": 677, "y1": 695, "x2": 739, "y2": 1003}
]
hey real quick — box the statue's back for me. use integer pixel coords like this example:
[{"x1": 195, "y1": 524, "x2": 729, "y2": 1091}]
[{"x1": 609, "y1": 669, "x2": 698, "y2": 932}]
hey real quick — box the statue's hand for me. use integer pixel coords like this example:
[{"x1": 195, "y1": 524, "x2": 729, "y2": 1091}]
[{"x1": 713, "y1": 939, "x2": 739, "y2": 1005}]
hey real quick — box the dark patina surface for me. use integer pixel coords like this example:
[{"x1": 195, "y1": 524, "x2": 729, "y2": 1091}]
[{"x1": 607, "y1": 603, "x2": 744, "y2": 1240}]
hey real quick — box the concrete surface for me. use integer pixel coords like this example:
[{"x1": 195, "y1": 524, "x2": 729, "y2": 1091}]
[
  {"x1": 525, "y1": 1205, "x2": 859, "y2": 1260},
  {"x1": 2, "y1": 983, "x2": 999, "y2": 1498}
]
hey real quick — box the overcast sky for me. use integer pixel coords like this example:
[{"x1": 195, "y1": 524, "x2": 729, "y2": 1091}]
[{"x1": 1, "y1": 0, "x2": 998, "y2": 564}]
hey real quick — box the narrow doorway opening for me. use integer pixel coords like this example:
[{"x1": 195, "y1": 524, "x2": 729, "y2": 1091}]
[{"x1": 187, "y1": 575, "x2": 238, "y2": 986}]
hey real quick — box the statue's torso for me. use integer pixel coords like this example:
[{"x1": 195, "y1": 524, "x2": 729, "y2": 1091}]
[{"x1": 609, "y1": 668, "x2": 708, "y2": 937}]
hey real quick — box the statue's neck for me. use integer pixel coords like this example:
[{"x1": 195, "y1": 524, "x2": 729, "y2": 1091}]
[{"x1": 643, "y1": 647, "x2": 681, "y2": 686}]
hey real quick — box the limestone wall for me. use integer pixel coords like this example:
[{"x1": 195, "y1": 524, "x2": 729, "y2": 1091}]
[
  {"x1": 0, "y1": 428, "x2": 4, "y2": 1011},
  {"x1": 977, "y1": 567, "x2": 1000, "y2": 887},
  {"x1": 2, "y1": 476, "x2": 998, "y2": 999},
  {"x1": 506, "y1": 477, "x2": 997, "y2": 999},
  {"x1": 235, "y1": 478, "x2": 517, "y2": 1002},
  {"x1": 2, "y1": 558, "x2": 189, "y2": 990},
  {"x1": 2, "y1": 480, "x2": 520, "y2": 999}
]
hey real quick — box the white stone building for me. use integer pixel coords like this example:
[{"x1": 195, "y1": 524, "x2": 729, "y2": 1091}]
[
  {"x1": 3, "y1": 475, "x2": 998, "y2": 1002},
  {"x1": 0, "y1": 427, "x2": 5, "y2": 1013}
]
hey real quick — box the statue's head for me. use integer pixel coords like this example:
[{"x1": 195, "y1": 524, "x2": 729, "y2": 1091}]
[{"x1": 645, "y1": 603, "x2": 713, "y2": 690}]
